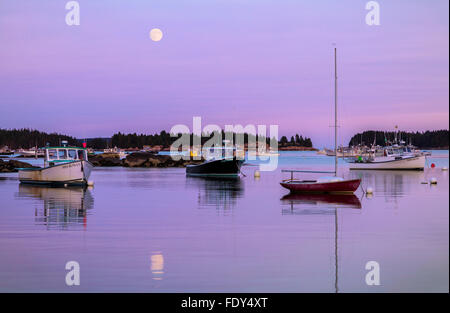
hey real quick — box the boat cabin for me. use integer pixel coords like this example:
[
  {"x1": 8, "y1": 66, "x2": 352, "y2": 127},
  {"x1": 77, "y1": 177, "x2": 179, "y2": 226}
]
[
  {"x1": 44, "y1": 146, "x2": 88, "y2": 167},
  {"x1": 384, "y1": 145, "x2": 401, "y2": 156}
]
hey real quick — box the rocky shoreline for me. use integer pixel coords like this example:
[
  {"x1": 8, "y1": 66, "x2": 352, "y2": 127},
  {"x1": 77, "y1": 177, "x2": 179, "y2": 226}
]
[
  {"x1": 0, "y1": 159, "x2": 39, "y2": 172},
  {"x1": 1, "y1": 149, "x2": 321, "y2": 172},
  {"x1": 89, "y1": 152, "x2": 204, "y2": 168},
  {"x1": 0, "y1": 152, "x2": 204, "y2": 172}
]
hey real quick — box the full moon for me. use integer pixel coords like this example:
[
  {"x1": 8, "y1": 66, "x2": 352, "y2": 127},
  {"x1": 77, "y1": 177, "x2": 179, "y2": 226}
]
[{"x1": 149, "y1": 28, "x2": 163, "y2": 42}]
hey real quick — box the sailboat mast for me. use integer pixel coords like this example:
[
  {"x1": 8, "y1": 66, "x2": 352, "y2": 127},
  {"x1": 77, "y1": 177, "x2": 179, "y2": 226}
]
[
  {"x1": 335, "y1": 208, "x2": 339, "y2": 293},
  {"x1": 334, "y1": 47, "x2": 338, "y2": 176}
]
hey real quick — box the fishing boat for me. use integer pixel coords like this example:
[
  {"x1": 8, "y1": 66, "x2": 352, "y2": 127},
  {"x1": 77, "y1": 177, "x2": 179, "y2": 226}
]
[
  {"x1": 186, "y1": 145, "x2": 244, "y2": 177},
  {"x1": 280, "y1": 47, "x2": 361, "y2": 194},
  {"x1": 186, "y1": 159, "x2": 244, "y2": 177},
  {"x1": 324, "y1": 147, "x2": 362, "y2": 157},
  {"x1": 347, "y1": 145, "x2": 426, "y2": 170},
  {"x1": 103, "y1": 146, "x2": 127, "y2": 159},
  {"x1": 16, "y1": 147, "x2": 45, "y2": 157},
  {"x1": 17, "y1": 141, "x2": 93, "y2": 186},
  {"x1": 346, "y1": 127, "x2": 427, "y2": 170}
]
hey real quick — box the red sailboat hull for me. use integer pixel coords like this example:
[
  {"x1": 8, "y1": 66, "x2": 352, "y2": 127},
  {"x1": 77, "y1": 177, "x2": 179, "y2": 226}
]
[{"x1": 280, "y1": 179, "x2": 361, "y2": 194}]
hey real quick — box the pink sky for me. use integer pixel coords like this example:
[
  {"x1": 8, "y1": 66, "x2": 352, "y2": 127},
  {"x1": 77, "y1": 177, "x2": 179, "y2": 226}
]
[{"x1": 0, "y1": 0, "x2": 448, "y2": 147}]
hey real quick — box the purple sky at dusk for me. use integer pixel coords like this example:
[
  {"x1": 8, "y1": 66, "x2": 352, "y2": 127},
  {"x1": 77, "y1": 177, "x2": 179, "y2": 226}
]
[{"x1": 0, "y1": 0, "x2": 448, "y2": 148}]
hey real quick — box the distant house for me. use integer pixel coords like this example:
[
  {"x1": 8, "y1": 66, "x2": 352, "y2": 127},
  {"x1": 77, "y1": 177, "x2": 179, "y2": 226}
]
[{"x1": 0, "y1": 146, "x2": 10, "y2": 153}]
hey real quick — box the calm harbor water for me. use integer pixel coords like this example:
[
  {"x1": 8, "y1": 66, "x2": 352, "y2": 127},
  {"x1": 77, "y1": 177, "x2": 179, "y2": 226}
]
[{"x1": 0, "y1": 151, "x2": 448, "y2": 292}]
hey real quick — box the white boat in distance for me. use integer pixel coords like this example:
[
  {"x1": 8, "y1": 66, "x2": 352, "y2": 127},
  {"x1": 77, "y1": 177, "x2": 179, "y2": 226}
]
[
  {"x1": 103, "y1": 146, "x2": 127, "y2": 159},
  {"x1": 18, "y1": 141, "x2": 93, "y2": 186},
  {"x1": 16, "y1": 148, "x2": 45, "y2": 157},
  {"x1": 347, "y1": 145, "x2": 426, "y2": 170}
]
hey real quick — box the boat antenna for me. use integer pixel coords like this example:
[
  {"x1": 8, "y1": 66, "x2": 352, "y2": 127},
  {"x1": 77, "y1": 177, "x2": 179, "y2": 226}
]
[{"x1": 334, "y1": 46, "x2": 338, "y2": 177}]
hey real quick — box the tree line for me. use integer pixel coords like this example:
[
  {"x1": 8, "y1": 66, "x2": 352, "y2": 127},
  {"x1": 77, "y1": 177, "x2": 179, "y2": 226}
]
[
  {"x1": 111, "y1": 131, "x2": 282, "y2": 148},
  {"x1": 0, "y1": 128, "x2": 78, "y2": 149},
  {"x1": 3, "y1": 128, "x2": 447, "y2": 150},
  {"x1": 111, "y1": 131, "x2": 313, "y2": 148},
  {"x1": 279, "y1": 134, "x2": 313, "y2": 147},
  {"x1": 348, "y1": 130, "x2": 449, "y2": 149},
  {"x1": 0, "y1": 128, "x2": 314, "y2": 150}
]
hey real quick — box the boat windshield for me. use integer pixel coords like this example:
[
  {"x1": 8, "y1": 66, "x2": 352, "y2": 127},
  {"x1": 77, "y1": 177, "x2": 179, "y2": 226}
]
[
  {"x1": 385, "y1": 147, "x2": 404, "y2": 156},
  {"x1": 58, "y1": 149, "x2": 68, "y2": 159},
  {"x1": 46, "y1": 148, "x2": 87, "y2": 161},
  {"x1": 68, "y1": 149, "x2": 77, "y2": 159},
  {"x1": 77, "y1": 150, "x2": 87, "y2": 160},
  {"x1": 47, "y1": 149, "x2": 57, "y2": 160}
]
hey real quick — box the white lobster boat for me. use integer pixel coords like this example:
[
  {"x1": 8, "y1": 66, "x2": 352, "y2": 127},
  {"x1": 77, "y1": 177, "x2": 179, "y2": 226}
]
[
  {"x1": 348, "y1": 145, "x2": 425, "y2": 170},
  {"x1": 18, "y1": 142, "x2": 93, "y2": 186}
]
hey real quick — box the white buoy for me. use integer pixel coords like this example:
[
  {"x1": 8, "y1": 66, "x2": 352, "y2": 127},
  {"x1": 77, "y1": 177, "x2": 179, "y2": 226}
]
[
  {"x1": 366, "y1": 187, "x2": 373, "y2": 194},
  {"x1": 87, "y1": 180, "x2": 94, "y2": 186},
  {"x1": 254, "y1": 170, "x2": 260, "y2": 178},
  {"x1": 430, "y1": 177, "x2": 437, "y2": 184},
  {"x1": 443, "y1": 167, "x2": 448, "y2": 171},
  {"x1": 64, "y1": 183, "x2": 68, "y2": 187}
]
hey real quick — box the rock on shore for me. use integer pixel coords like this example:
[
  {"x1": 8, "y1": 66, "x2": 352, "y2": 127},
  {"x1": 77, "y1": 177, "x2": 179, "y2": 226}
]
[
  {"x1": 89, "y1": 152, "x2": 203, "y2": 168},
  {"x1": 0, "y1": 154, "x2": 203, "y2": 171},
  {"x1": 0, "y1": 159, "x2": 37, "y2": 172},
  {"x1": 122, "y1": 152, "x2": 203, "y2": 168},
  {"x1": 88, "y1": 153, "x2": 122, "y2": 167}
]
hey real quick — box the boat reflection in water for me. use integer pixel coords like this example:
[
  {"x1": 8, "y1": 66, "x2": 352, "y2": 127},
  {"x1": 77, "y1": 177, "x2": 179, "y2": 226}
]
[
  {"x1": 281, "y1": 193, "x2": 362, "y2": 214},
  {"x1": 280, "y1": 193, "x2": 362, "y2": 293},
  {"x1": 17, "y1": 185, "x2": 94, "y2": 230},
  {"x1": 186, "y1": 176, "x2": 244, "y2": 211},
  {"x1": 348, "y1": 169, "x2": 423, "y2": 198}
]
